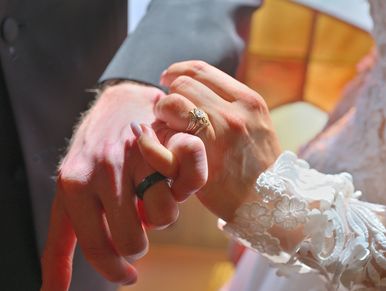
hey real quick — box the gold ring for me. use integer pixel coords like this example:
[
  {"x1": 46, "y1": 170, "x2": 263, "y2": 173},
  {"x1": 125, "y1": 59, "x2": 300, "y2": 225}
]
[{"x1": 186, "y1": 108, "x2": 210, "y2": 135}]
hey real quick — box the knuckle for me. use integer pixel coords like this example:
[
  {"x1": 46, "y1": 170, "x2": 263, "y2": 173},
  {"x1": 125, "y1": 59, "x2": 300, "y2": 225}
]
[
  {"x1": 57, "y1": 142, "x2": 124, "y2": 196},
  {"x1": 188, "y1": 60, "x2": 208, "y2": 76},
  {"x1": 96, "y1": 142, "x2": 123, "y2": 174},
  {"x1": 96, "y1": 143, "x2": 115, "y2": 163},
  {"x1": 167, "y1": 92, "x2": 184, "y2": 102},
  {"x1": 83, "y1": 245, "x2": 111, "y2": 264},
  {"x1": 57, "y1": 161, "x2": 92, "y2": 194},
  {"x1": 231, "y1": 119, "x2": 247, "y2": 133},
  {"x1": 170, "y1": 75, "x2": 193, "y2": 92},
  {"x1": 161, "y1": 93, "x2": 184, "y2": 113},
  {"x1": 222, "y1": 111, "x2": 247, "y2": 134},
  {"x1": 242, "y1": 90, "x2": 269, "y2": 113}
]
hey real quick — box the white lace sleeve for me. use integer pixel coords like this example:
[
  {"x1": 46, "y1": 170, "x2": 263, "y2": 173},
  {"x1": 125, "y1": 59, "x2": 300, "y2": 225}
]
[{"x1": 219, "y1": 151, "x2": 386, "y2": 290}]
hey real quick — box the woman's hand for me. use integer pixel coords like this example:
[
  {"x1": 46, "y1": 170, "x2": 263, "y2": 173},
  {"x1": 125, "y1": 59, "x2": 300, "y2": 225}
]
[{"x1": 138, "y1": 61, "x2": 281, "y2": 221}]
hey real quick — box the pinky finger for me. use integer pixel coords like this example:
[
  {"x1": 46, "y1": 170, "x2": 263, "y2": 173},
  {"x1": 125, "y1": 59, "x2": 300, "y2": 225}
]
[
  {"x1": 137, "y1": 125, "x2": 208, "y2": 202},
  {"x1": 164, "y1": 131, "x2": 208, "y2": 201}
]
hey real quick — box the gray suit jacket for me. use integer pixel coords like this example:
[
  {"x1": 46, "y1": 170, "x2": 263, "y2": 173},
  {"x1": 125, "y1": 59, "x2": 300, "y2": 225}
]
[{"x1": 0, "y1": 0, "x2": 261, "y2": 290}]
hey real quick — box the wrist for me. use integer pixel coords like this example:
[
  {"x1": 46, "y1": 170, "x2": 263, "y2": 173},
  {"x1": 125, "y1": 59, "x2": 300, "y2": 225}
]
[
  {"x1": 99, "y1": 79, "x2": 160, "y2": 92},
  {"x1": 98, "y1": 79, "x2": 166, "y2": 96},
  {"x1": 213, "y1": 138, "x2": 281, "y2": 222},
  {"x1": 239, "y1": 137, "x2": 282, "y2": 211},
  {"x1": 96, "y1": 80, "x2": 164, "y2": 104}
]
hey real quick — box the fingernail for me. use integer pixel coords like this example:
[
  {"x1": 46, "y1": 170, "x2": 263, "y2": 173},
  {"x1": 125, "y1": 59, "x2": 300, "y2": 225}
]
[
  {"x1": 160, "y1": 69, "x2": 168, "y2": 79},
  {"x1": 125, "y1": 244, "x2": 149, "y2": 262},
  {"x1": 160, "y1": 70, "x2": 168, "y2": 85},
  {"x1": 140, "y1": 124, "x2": 152, "y2": 137},
  {"x1": 122, "y1": 275, "x2": 137, "y2": 285},
  {"x1": 131, "y1": 122, "x2": 143, "y2": 138}
]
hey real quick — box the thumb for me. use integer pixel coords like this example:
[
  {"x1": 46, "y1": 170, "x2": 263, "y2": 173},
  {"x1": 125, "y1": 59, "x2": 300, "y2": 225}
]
[{"x1": 134, "y1": 123, "x2": 178, "y2": 178}]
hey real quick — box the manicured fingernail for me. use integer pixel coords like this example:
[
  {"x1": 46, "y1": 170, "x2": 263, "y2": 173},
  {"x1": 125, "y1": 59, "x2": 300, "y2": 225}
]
[{"x1": 131, "y1": 122, "x2": 142, "y2": 138}]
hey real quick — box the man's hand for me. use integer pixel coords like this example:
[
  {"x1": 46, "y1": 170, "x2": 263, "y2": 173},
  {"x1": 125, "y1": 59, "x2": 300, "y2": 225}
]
[{"x1": 41, "y1": 82, "x2": 206, "y2": 290}]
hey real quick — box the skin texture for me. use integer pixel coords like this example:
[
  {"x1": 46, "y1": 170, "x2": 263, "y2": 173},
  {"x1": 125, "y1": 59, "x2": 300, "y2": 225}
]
[
  {"x1": 41, "y1": 61, "x2": 280, "y2": 290},
  {"x1": 138, "y1": 61, "x2": 386, "y2": 288},
  {"x1": 139, "y1": 60, "x2": 282, "y2": 221},
  {"x1": 41, "y1": 83, "x2": 207, "y2": 291}
]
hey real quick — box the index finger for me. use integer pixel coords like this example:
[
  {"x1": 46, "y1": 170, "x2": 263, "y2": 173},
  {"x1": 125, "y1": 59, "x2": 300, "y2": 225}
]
[
  {"x1": 161, "y1": 60, "x2": 262, "y2": 104},
  {"x1": 41, "y1": 195, "x2": 76, "y2": 291}
]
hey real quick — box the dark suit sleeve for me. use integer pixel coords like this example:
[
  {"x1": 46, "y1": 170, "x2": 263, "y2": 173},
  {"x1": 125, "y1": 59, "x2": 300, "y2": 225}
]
[{"x1": 100, "y1": 0, "x2": 262, "y2": 86}]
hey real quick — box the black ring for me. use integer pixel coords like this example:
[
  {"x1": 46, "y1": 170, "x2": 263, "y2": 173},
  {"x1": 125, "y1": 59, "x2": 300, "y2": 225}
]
[{"x1": 135, "y1": 172, "x2": 167, "y2": 200}]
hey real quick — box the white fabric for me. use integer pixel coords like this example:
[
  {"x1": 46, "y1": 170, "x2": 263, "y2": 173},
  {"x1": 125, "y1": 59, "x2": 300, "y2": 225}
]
[{"x1": 221, "y1": 152, "x2": 386, "y2": 290}]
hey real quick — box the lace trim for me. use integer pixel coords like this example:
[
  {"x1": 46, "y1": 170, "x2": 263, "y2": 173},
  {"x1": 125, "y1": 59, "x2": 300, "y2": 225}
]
[{"x1": 220, "y1": 151, "x2": 386, "y2": 290}]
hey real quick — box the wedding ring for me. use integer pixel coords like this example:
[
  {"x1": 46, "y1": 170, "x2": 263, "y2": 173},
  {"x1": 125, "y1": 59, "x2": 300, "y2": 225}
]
[
  {"x1": 135, "y1": 172, "x2": 167, "y2": 200},
  {"x1": 186, "y1": 108, "x2": 210, "y2": 135}
]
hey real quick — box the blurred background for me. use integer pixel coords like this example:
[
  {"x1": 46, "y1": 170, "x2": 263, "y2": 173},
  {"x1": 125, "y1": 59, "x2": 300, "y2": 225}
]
[{"x1": 121, "y1": 0, "x2": 373, "y2": 290}]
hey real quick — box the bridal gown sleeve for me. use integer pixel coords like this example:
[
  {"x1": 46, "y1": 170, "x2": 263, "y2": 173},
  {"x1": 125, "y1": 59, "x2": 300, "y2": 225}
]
[{"x1": 220, "y1": 151, "x2": 386, "y2": 290}]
